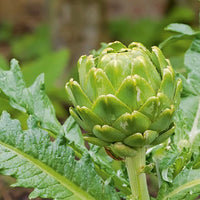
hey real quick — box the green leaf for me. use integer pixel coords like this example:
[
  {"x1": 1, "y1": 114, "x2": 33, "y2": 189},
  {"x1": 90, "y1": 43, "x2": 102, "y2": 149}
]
[
  {"x1": 165, "y1": 23, "x2": 197, "y2": 35},
  {"x1": 157, "y1": 168, "x2": 200, "y2": 200},
  {"x1": 62, "y1": 115, "x2": 86, "y2": 152},
  {"x1": 176, "y1": 74, "x2": 196, "y2": 96},
  {"x1": 0, "y1": 59, "x2": 61, "y2": 135},
  {"x1": 159, "y1": 24, "x2": 199, "y2": 49},
  {"x1": 0, "y1": 50, "x2": 69, "y2": 120},
  {"x1": 179, "y1": 96, "x2": 200, "y2": 144},
  {"x1": 0, "y1": 111, "x2": 120, "y2": 200},
  {"x1": 184, "y1": 36, "x2": 200, "y2": 95},
  {"x1": 177, "y1": 36, "x2": 200, "y2": 156}
]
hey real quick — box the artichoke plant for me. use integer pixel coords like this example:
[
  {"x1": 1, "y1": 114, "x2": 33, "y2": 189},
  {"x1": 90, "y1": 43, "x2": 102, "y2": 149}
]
[{"x1": 65, "y1": 41, "x2": 182, "y2": 158}]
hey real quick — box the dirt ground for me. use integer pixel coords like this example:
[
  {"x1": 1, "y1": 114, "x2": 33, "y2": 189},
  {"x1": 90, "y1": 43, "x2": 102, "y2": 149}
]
[{"x1": 0, "y1": 175, "x2": 50, "y2": 200}]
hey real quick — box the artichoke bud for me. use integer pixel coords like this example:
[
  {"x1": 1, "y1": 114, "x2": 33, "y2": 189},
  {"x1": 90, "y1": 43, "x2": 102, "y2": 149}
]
[{"x1": 65, "y1": 41, "x2": 182, "y2": 159}]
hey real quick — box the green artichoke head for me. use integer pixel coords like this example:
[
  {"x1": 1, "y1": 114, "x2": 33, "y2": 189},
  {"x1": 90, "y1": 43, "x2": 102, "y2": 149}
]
[{"x1": 65, "y1": 41, "x2": 182, "y2": 158}]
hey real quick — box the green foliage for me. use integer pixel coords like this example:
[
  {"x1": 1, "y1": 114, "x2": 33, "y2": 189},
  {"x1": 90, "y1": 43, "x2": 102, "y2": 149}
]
[
  {"x1": 157, "y1": 168, "x2": 200, "y2": 200},
  {"x1": 0, "y1": 49, "x2": 69, "y2": 124},
  {"x1": 0, "y1": 59, "x2": 61, "y2": 134},
  {"x1": 159, "y1": 23, "x2": 199, "y2": 49},
  {"x1": 1, "y1": 21, "x2": 200, "y2": 199},
  {"x1": 150, "y1": 23, "x2": 200, "y2": 199},
  {"x1": 0, "y1": 60, "x2": 131, "y2": 199},
  {"x1": 0, "y1": 111, "x2": 120, "y2": 200}
]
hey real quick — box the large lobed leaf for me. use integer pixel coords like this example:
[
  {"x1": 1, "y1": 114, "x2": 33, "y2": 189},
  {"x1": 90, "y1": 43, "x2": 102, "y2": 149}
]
[
  {"x1": 0, "y1": 111, "x2": 120, "y2": 200},
  {"x1": 0, "y1": 49, "x2": 69, "y2": 122},
  {"x1": 0, "y1": 59, "x2": 61, "y2": 135}
]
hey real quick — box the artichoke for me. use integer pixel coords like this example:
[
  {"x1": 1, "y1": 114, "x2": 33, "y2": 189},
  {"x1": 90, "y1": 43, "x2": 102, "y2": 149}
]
[{"x1": 65, "y1": 41, "x2": 182, "y2": 158}]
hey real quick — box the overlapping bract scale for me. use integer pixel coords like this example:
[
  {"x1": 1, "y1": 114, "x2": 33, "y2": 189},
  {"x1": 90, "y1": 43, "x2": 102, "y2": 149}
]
[
  {"x1": 65, "y1": 41, "x2": 182, "y2": 158},
  {"x1": 84, "y1": 68, "x2": 115, "y2": 101}
]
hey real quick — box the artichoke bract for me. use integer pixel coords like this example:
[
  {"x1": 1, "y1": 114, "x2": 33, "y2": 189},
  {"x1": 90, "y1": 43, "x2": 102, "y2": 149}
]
[{"x1": 65, "y1": 41, "x2": 182, "y2": 158}]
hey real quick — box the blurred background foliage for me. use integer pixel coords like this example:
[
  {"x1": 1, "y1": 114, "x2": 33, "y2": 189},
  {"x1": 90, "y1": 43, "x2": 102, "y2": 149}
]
[{"x1": 0, "y1": 0, "x2": 199, "y2": 199}]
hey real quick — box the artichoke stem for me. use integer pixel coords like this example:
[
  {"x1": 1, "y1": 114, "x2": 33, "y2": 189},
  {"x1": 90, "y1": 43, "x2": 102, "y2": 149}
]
[{"x1": 125, "y1": 147, "x2": 150, "y2": 200}]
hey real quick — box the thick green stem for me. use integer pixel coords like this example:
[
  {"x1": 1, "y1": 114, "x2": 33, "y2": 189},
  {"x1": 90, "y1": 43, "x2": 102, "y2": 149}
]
[{"x1": 125, "y1": 147, "x2": 150, "y2": 200}]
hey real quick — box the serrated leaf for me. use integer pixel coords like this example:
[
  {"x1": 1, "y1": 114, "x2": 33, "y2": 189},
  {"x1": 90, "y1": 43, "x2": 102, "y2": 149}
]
[
  {"x1": 0, "y1": 111, "x2": 120, "y2": 200},
  {"x1": 157, "y1": 168, "x2": 200, "y2": 200},
  {"x1": 0, "y1": 59, "x2": 61, "y2": 135},
  {"x1": 184, "y1": 36, "x2": 200, "y2": 95},
  {"x1": 173, "y1": 36, "x2": 200, "y2": 148},
  {"x1": 62, "y1": 115, "x2": 86, "y2": 152},
  {"x1": 179, "y1": 96, "x2": 200, "y2": 144}
]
